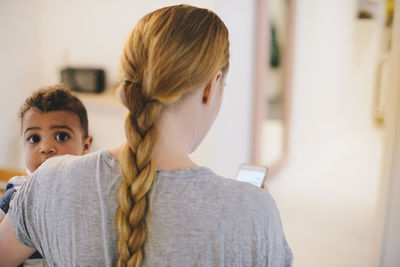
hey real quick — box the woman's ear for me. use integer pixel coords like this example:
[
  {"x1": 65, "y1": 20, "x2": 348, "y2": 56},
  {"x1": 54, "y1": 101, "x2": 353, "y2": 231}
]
[
  {"x1": 82, "y1": 136, "x2": 93, "y2": 154},
  {"x1": 202, "y1": 71, "x2": 223, "y2": 105}
]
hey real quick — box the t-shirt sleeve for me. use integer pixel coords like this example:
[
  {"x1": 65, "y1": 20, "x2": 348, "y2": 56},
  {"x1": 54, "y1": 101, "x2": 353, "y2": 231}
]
[
  {"x1": 7, "y1": 174, "x2": 39, "y2": 249},
  {"x1": 0, "y1": 177, "x2": 27, "y2": 215},
  {"x1": 0, "y1": 187, "x2": 16, "y2": 214},
  {"x1": 264, "y1": 196, "x2": 293, "y2": 267}
]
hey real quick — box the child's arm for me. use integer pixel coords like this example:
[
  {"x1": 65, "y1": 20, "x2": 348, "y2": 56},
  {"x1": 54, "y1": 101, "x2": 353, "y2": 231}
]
[
  {"x1": 0, "y1": 177, "x2": 22, "y2": 223},
  {"x1": 0, "y1": 176, "x2": 28, "y2": 223},
  {"x1": 0, "y1": 215, "x2": 36, "y2": 266},
  {"x1": 0, "y1": 210, "x2": 5, "y2": 222},
  {"x1": 0, "y1": 188, "x2": 17, "y2": 222}
]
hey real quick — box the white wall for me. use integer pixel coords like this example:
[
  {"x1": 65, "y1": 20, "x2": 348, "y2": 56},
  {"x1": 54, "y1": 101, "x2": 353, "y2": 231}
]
[
  {"x1": 0, "y1": 1, "x2": 43, "y2": 169},
  {"x1": 36, "y1": 0, "x2": 216, "y2": 88},
  {"x1": 288, "y1": 0, "x2": 356, "y2": 163}
]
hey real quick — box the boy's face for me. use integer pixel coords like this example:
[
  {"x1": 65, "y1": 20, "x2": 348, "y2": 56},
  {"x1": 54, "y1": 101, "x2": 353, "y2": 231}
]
[{"x1": 21, "y1": 108, "x2": 93, "y2": 173}]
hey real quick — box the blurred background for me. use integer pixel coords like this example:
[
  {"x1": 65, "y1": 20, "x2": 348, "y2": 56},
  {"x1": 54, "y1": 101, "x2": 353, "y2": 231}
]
[{"x1": 0, "y1": 0, "x2": 399, "y2": 266}]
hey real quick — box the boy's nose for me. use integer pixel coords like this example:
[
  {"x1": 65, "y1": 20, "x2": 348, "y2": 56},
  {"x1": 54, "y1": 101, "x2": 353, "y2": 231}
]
[{"x1": 39, "y1": 142, "x2": 56, "y2": 155}]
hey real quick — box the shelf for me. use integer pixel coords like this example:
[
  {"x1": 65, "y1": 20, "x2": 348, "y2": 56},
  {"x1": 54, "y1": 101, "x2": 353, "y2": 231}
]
[{"x1": 76, "y1": 90, "x2": 122, "y2": 108}]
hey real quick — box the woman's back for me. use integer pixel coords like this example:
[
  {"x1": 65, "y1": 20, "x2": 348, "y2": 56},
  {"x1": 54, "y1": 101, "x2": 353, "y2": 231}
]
[{"x1": 9, "y1": 150, "x2": 292, "y2": 266}]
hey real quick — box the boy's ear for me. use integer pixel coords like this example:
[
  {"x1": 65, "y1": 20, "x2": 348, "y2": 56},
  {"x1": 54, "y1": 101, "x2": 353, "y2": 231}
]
[{"x1": 82, "y1": 136, "x2": 93, "y2": 154}]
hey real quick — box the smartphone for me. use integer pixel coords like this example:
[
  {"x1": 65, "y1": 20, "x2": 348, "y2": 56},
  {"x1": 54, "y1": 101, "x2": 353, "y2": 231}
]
[{"x1": 235, "y1": 164, "x2": 268, "y2": 188}]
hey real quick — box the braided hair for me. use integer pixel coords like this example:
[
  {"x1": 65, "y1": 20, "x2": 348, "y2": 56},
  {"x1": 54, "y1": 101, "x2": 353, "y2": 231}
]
[{"x1": 116, "y1": 5, "x2": 229, "y2": 267}]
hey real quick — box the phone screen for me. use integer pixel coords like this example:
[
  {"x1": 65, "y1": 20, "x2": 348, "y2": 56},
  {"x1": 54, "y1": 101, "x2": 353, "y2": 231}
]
[{"x1": 236, "y1": 169, "x2": 266, "y2": 187}]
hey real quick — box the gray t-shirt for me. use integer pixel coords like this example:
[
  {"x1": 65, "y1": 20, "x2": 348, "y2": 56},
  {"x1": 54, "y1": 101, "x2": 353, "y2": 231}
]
[{"x1": 9, "y1": 149, "x2": 293, "y2": 267}]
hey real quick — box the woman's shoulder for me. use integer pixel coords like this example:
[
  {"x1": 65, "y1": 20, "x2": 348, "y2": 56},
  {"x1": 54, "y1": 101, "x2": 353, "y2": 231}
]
[
  {"x1": 213, "y1": 171, "x2": 278, "y2": 214},
  {"x1": 184, "y1": 168, "x2": 283, "y2": 233},
  {"x1": 201, "y1": 168, "x2": 273, "y2": 200},
  {"x1": 159, "y1": 167, "x2": 278, "y2": 218}
]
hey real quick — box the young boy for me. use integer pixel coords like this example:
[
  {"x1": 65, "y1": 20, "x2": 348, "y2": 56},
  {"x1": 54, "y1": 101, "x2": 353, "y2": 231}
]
[{"x1": 0, "y1": 85, "x2": 93, "y2": 266}]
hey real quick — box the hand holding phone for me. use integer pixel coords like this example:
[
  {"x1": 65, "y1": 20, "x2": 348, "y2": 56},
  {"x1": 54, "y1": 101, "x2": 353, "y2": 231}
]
[{"x1": 235, "y1": 164, "x2": 269, "y2": 189}]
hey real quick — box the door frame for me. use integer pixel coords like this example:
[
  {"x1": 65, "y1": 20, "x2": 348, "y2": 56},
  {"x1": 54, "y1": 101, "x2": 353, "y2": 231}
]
[{"x1": 376, "y1": 0, "x2": 400, "y2": 265}]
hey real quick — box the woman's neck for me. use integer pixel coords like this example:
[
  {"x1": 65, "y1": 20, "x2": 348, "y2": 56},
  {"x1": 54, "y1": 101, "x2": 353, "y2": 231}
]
[
  {"x1": 153, "y1": 114, "x2": 199, "y2": 170},
  {"x1": 109, "y1": 116, "x2": 199, "y2": 171},
  {"x1": 111, "y1": 90, "x2": 205, "y2": 171},
  {"x1": 109, "y1": 142, "x2": 197, "y2": 171}
]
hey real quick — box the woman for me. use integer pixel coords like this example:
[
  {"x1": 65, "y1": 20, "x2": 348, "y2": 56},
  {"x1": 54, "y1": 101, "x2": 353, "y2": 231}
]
[{"x1": 0, "y1": 5, "x2": 292, "y2": 267}]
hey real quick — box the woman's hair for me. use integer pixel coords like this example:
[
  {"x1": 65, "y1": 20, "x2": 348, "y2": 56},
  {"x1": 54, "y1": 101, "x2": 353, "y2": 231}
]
[
  {"x1": 116, "y1": 4, "x2": 229, "y2": 267},
  {"x1": 19, "y1": 85, "x2": 89, "y2": 138}
]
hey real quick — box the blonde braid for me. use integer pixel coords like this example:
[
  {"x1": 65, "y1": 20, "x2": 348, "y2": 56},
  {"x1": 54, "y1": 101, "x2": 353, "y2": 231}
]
[
  {"x1": 116, "y1": 5, "x2": 230, "y2": 267},
  {"x1": 117, "y1": 81, "x2": 161, "y2": 267}
]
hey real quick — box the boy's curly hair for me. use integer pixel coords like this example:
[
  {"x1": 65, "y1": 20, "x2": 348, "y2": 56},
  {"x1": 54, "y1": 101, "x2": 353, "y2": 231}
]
[{"x1": 19, "y1": 85, "x2": 89, "y2": 138}]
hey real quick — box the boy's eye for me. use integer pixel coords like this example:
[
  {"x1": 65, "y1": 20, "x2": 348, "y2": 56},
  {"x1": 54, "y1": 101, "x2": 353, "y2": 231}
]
[
  {"x1": 55, "y1": 132, "x2": 70, "y2": 142},
  {"x1": 27, "y1": 135, "x2": 40, "y2": 144}
]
